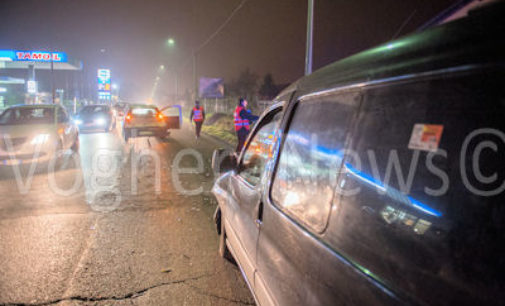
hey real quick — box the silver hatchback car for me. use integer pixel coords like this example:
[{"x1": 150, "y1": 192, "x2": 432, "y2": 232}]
[{"x1": 0, "y1": 104, "x2": 79, "y2": 166}]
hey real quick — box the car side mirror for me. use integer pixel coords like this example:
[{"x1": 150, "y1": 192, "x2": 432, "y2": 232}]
[{"x1": 212, "y1": 148, "x2": 237, "y2": 176}]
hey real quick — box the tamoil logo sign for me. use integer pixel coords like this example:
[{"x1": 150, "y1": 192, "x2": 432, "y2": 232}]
[{"x1": 12, "y1": 50, "x2": 67, "y2": 62}]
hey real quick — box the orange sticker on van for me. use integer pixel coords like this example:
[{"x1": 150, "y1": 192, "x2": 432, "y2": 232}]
[{"x1": 408, "y1": 124, "x2": 444, "y2": 152}]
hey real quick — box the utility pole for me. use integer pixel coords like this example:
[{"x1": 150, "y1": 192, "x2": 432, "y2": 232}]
[
  {"x1": 192, "y1": 50, "x2": 198, "y2": 101},
  {"x1": 305, "y1": 0, "x2": 314, "y2": 76},
  {"x1": 51, "y1": 52, "x2": 55, "y2": 103}
]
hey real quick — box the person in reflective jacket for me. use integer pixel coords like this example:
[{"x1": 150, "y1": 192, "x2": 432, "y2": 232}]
[
  {"x1": 234, "y1": 98, "x2": 259, "y2": 152},
  {"x1": 189, "y1": 100, "x2": 205, "y2": 140}
]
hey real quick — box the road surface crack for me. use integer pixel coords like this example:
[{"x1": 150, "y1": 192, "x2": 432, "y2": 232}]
[
  {"x1": 0, "y1": 271, "x2": 219, "y2": 306},
  {"x1": 183, "y1": 283, "x2": 255, "y2": 305}
]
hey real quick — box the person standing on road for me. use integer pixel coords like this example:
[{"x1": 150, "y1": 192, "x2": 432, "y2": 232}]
[
  {"x1": 234, "y1": 98, "x2": 259, "y2": 153},
  {"x1": 189, "y1": 100, "x2": 205, "y2": 140}
]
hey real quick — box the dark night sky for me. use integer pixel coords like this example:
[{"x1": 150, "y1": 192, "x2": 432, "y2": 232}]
[{"x1": 0, "y1": 0, "x2": 455, "y2": 101}]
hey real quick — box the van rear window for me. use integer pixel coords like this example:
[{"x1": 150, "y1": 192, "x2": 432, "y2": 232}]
[{"x1": 131, "y1": 107, "x2": 157, "y2": 116}]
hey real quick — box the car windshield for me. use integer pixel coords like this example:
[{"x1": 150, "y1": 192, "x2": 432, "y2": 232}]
[
  {"x1": 0, "y1": 107, "x2": 54, "y2": 125},
  {"x1": 80, "y1": 106, "x2": 109, "y2": 115},
  {"x1": 114, "y1": 103, "x2": 127, "y2": 111}
]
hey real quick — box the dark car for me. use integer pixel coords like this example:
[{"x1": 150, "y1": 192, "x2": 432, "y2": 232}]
[
  {"x1": 74, "y1": 105, "x2": 116, "y2": 132},
  {"x1": 212, "y1": 3, "x2": 505, "y2": 306}
]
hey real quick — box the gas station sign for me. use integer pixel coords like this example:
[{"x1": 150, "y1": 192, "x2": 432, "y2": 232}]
[
  {"x1": 0, "y1": 50, "x2": 68, "y2": 63},
  {"x1": 97, "y1": 69, "x2": 111, "y2": 101}
]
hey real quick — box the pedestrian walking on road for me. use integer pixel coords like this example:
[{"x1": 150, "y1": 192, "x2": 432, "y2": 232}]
[
  {"x1": 190, "y1": 100, "x2": 205, "y2": 140},
  {"x1": 234, "y1": 98, "x2": 259, "y2": 153}
]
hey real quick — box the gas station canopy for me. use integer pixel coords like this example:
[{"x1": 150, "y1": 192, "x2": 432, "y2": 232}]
[
  {"x1": 0, "y1": 76, "x2": 25, "y2": 84},
  {"x1": 0, "y1": 50, "x2": 82, "y2": 70}
]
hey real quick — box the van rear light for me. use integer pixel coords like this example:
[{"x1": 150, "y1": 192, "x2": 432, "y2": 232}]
[
  {"x1": 125, "y1": 113, "x2": 132, "y2": 122},
  {"x1": 157, "y1": 113, "x2": 164, "y2": 121}
]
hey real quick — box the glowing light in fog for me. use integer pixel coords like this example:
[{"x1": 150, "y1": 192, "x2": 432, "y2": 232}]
[{"x1": 31, "y1": 134, "x2": 50, "y2": 145}]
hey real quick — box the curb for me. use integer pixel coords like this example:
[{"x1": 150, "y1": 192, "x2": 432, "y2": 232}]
[{"x1": 201, "y1": 132, "x2": 234, "y2": 150}]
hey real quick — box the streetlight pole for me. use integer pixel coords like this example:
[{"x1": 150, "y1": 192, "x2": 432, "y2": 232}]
[
  {"x1": 305, "y1": 0, "x2": 314, "y2": 76},
  {"x1": 162, "y1": 38, "x2": 180, "y2": 100},
  {"x1": 193, "y1": 49, "x2": 198, "y2": 101}
]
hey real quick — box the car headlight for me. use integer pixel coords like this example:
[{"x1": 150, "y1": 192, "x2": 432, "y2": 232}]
[
  {"x1": 31, "y1": 134, "x2": 50, "y2": 145},
  {"x1": 74, "y1": 119, "x2": 83, "y2": 125},
  {"x1": 96, "y1": 118, "x2": 106, "y2": 125}
]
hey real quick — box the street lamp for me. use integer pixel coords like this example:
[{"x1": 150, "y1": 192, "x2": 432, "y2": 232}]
[{"x1": 161, "y1": 39, "x2": 179, "y2": 97}]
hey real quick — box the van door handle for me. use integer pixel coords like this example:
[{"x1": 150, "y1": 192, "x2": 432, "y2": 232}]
[{"x1": 256, "y1": 201, "x2": 264, "y2": 228}]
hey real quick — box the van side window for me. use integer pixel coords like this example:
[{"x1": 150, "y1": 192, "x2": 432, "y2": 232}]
[
  {"x1": 239, "y1": 111, "x2": 282, "y2": 186},
  {"x1": 271, "y1": 93, "x2": 359, "y2": 233}
]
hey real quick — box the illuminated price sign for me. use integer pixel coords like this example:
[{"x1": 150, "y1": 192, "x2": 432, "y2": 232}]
[
  {"x1": 98, "y1": 91, "x2": 111, "y2": 100},
  {"x1": 97, "y1": 69, "x2": 111, "y2": 101}
]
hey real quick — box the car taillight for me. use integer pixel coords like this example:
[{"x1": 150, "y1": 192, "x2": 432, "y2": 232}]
[
  {"x1": 126, "y1": 113, "x2": 132, "y2": 122},
  {"x1": 157, "y1": 113, "x2": 164, "y2": 121}
]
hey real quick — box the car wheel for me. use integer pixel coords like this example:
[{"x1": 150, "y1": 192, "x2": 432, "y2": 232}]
[
  {"x1": 71, "y1": 135, "x2": 80, "y2": 152},
  {"x1": 219, "y1": 213, "x2": 235, "y2": 263}
]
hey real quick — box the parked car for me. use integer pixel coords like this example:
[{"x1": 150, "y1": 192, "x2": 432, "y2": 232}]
[
  {"x1": 123, "y1": 104, "x2": 179, "y2": 141},
  {"x1": 74, "y1": 105, "x2": 116, "y2": 132},
  {"x1": 212, "y1": 2, "x2": 505, "y2": 306},
  {"x1": 0, "y1": 104, "x2": 79, "y2": 166}
]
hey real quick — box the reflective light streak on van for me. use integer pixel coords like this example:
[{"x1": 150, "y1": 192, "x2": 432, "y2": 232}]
[
  {"x1": 345, "y1": 163, "x2": 387, "y2": 193},
  {"x1": 345, "y1": 163, "x2": 442, "y2": 218},
  {"x1": 281, "y1": 131, "x2": 443, "y2": 218},
  {"x1": 408, "y1": 197, "x2": 442, "y2": 217}
]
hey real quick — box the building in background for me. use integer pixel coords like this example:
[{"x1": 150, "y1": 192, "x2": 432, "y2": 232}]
[{"x1": 0, "y1": 50, "x2": 82, "y2": 110}]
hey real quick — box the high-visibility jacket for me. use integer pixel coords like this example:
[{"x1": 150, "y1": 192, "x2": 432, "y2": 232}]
[
  {"x1": 234, "y1": 106, "x2": 250, "y2": 131},
  {"x1": 193, "y1": 107, "x2": 204, "y2": 122}
]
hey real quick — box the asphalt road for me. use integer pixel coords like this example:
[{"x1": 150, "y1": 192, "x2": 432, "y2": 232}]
[{"x1": 0, "y1": 123, "x2": 254, "y2": 305}]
